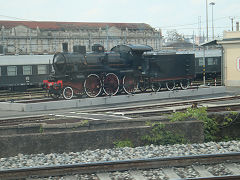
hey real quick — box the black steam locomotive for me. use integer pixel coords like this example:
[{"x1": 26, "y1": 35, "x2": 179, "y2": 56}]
[{"x1": 43, "y1": 44, "x2": 195, "y2": 99}]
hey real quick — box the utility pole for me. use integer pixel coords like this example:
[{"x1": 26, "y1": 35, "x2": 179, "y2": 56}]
[
  {"x1": 193, "y1": 31, "x2": 195, "y2": 50},
  {"x1": 206, "y1": 0, "x2": 209, "y2": 41},
  {"x1": 231, "y1": 17, "x2": 234, "y2": 31},
  {"x1": 158, "y1": 30, "x2": 161, "y2": 50},
  {"x1": 125, "y1": 27, "x2": 128, "y2": 44},
  {"x1": 203, "y1": 47, "x2": 206, "y2": 86},
  {"x1": 29, "y1": 29, "x2": 32, "y2": 54},
  {"x1": 198, "y1": 16, "x2": 203, "y2": 44},
  {"x1": 106, "y1": 25, "x2": 109, "y2": 51},
  {"x1": 229, "y1": 17, "x2": 236, "y2": 31},
  {"x1": 1, "y1": 26, "x2": 5, "y2": 55},
  {"x1": 209, "y1": 2, "x2": 215, "y2": 40}
]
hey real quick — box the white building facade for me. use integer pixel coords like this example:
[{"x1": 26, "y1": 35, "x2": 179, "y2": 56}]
[
  {"x1": 218, "y1": 31, "x2": 240, "y2": 86},
  {"x1": 0, "y1": 21, "x2": 162, "y2": 54}
]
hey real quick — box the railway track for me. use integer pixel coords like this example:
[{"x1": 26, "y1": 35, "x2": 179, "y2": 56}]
[
  {"x1": 0, "y1": 82, "x2": 221, "y2": 103},
  {"x1": 11, "y1": 86, "x2": 203, "y2": 103},
  {"x1": 0, "y1": 95, "x2": 240, "y2": 126},
  {"x1": 0, "y1": 115, "x2": 57, "y2": 126},
  {"x1": 0, "y1": 152, "x2": 240, "y2": 180},
  {"x1": 77, "y1": 95, "x2": 240, "y2": 116},
  {"x1": 0, "y1": 88, "x2": 46, "y2": 102},
  {"x1": 0, "y1": 114, "x2": 88, "y2": 127}
]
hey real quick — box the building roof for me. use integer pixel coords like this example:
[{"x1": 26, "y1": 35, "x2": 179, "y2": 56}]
[
  {"x1": 200, "y1": 40, "x2": 218, "y2": 46},
  {"x1": 177, "y1": 49, "x2": 222, "y2": 58},
  {"x1": 0, "y1": 20, "x2": 153, "y2": 31},
  {"x1": 218, "y1": 38, "x2": 240, "y2": 45}
]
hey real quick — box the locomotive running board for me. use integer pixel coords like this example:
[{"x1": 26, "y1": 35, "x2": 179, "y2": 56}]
[{"x1": 0, "y1": 86, "x2": 226, "y2": 112}]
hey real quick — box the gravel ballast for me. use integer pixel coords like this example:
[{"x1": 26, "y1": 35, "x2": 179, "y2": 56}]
[{"x1": 0, "y1": 140, "x2": 240, "y2": 170}]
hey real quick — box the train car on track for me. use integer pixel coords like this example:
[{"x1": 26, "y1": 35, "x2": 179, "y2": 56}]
[
  {"x1": 0, "y1": 55, "x2": 53, "y2": 91},
  {"x1": 194, "y1": 49, "x2": 221, "y2": 79},
  {"x1": 43, "y1": 44, "x2": 195, "y2": 100},
  {"x1": 177, "y1": 49, "x2": 222, "y2": 79}
]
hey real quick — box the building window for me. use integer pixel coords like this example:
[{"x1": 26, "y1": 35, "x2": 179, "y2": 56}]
[
  {"x1": 7, "y1": 66, "x2": 17, "y2": 76},
  {"x1": 23, "y1": 66, "x2": 32, "y2": 75},
  {"x1": 38, "y1": 65, "x2": 47, "y2": 74},
  {"x1": 62, "y1": 43, "x2": 68, "y2": 52}
]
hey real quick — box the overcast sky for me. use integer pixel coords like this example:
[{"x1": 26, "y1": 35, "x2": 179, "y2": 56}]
[{"x1": 0, "y1": 0, "x2": 239, "y2": 38}]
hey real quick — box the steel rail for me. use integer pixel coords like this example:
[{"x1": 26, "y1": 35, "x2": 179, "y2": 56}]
[
  {"x1": 78, "y1": 95, "x2": 240, "y2": 114},
  {"x1": 120, "y1": 102, "x2": 240, "y2": 116},
  {"x1": 1, "y1": 95, "x2": 240, "y2": 126},
  {"x1": 0, "y1": 152, "x2": 240, "y2": 179},
  {"x1": 0, "y1": 115, "x2": 54, "y2": 126},
  {"x1": 187, "y1": 175, "x2": 240, "y2": 180},
  {"x1": 0, "y1": 86, "x2": 211, "y2": 103}
]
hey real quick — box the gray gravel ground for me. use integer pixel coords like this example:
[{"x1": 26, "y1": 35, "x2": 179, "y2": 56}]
[
  {"x1": 1, "y1": 141, "x2": 240, "y2": 170},
  {"x1": 174, "y1": 166, "x2": 200, "y2": 178},
  {"x1": 1, "y1": 141, "x2": 240, "y2": 179},
  {"x1": 207, "y1": 164, "x2": 233, "y2": 176},
  {"x1": 142, "y1": 169, "x2": 167, "y2": 180}
]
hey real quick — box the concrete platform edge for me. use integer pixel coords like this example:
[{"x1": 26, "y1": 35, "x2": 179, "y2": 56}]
[{"x1": 0, "y1": 86, "x2": 226, "y2": 112}]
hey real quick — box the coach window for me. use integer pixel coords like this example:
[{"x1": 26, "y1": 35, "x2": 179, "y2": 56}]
[
  {"x1": 7, "y1": 66, "x2": 17, "y2": 76},
  {"x1": 0, "y1": 67, "x2": 1, "y2": 76},
  {"x1": 213, "y1": 58, "x2": 218, "y2": 65},
  {"x1": 23, "y1": 66, "x2": 32, "y2": 75},
  {"x1": 38, "y1": 65, "x2": 47, "y2": 74},
  {"x1": 198, "y1": 58, "x2": 204, "y2": 66},
  {"x1": 207, "y1": 58, "x2": 217, "y2": 65}
]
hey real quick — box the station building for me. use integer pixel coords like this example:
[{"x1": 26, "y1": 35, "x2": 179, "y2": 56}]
[
  {"x1": 218, "y1": 31, "x2": 240, "y2": 86},
  {"x1": 0, "y1": 20, "x2": 162, "y2": 55}
]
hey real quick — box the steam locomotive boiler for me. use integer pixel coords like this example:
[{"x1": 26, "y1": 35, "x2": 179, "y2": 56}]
[{"x1": 43, "y1": 44, "x2": 195, "y2": 99}]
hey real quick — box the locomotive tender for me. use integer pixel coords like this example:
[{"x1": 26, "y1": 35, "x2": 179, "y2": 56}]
[{"x1": 43, "y1": 44, "x2": 195, "y2": 99}]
